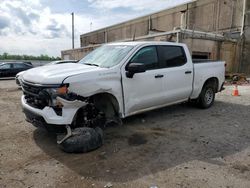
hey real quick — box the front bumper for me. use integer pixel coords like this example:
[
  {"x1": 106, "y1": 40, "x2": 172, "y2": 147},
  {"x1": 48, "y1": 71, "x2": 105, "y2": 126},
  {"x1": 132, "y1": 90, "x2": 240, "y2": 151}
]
[
  {"x1": 23, "y1": 108, "x2": 66, "y2": 133},
  {"x1": 15, "y1": 77, "x2": 21, "y2": 86},
  {"x1": 220, "y1": 82, "x2": 225, "y2": 92},
  {"x1": 21, "y1": 95, "x2": 86, "y2": 125}
]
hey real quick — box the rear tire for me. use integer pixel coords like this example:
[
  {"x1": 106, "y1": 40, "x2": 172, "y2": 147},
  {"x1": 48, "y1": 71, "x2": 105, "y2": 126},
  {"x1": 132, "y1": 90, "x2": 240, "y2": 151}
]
[{"x1": 197, "y1": 83, "x2": 215, "y2": 109}]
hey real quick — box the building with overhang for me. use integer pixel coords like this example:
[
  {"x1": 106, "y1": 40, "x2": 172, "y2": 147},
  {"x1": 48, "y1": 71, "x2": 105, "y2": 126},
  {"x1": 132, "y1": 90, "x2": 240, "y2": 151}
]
[{"x1": 61, "y1": 0, "x2": 250, "y2": 75}]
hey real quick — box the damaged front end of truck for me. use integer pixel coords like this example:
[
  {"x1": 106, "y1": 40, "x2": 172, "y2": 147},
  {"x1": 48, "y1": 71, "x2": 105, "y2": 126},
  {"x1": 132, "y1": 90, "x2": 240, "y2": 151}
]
[{"x1": 21, "y1": 80, "x2": 119, "y2": 152}]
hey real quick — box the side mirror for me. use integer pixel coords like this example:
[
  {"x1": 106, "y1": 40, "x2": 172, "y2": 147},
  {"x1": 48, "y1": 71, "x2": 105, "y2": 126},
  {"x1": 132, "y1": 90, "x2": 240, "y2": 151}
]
[{"x1": 126, "y1": 63, "x2": 146, "y2": 78}]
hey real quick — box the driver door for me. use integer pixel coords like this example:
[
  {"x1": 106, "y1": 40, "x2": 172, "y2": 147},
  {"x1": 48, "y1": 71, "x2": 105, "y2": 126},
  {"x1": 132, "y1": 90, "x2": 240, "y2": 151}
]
[{"x1": 122, "y1": 46, "x2": 166, "y2": 116}]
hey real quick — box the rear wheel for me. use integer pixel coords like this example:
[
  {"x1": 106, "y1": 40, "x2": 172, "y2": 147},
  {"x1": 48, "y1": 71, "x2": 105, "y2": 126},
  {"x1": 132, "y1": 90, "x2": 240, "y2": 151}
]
[{"x1": 197, "y1": 83, "x2": 215, "y2": 109}]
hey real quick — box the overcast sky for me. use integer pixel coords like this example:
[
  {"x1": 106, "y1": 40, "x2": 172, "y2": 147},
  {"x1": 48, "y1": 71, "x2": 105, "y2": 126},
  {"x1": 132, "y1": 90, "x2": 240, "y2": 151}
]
[{"x1": 0, "y1": 0, "x2": 189, "y2": 57}]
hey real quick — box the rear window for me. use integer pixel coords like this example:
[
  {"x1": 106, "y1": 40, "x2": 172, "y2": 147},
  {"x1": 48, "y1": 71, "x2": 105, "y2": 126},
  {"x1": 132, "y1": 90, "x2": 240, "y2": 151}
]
[
  {"x1": 158, "y1": 46, "x2": 187, "y2": 68},
  {"x1": 14, "y1": 63, "x2": 27, "y2": 68},
  {"x1": 0, "y1": 64, "x2": 11, "y2": 69}
]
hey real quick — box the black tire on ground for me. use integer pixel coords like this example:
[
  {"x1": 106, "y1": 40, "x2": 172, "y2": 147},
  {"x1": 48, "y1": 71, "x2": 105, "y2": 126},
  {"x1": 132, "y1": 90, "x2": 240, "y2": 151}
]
[
  {"x1": 57, "y1": 127, "x2": 104, "y2": 153},
  {"x1": 197, "y1": 83, "x2": 215, "y2": 109}
]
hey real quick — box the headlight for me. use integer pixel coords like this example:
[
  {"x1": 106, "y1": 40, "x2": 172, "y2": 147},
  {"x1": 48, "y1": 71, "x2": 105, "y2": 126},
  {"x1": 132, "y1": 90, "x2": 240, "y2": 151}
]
[
  {"x1": 44, "y1": 84, "x2": 70, "y2": 106},
  {"x1": 57, "y1": 85, "x2": 68, "y2": 95},
  {"x1": 45, "y1": 84, "x2": 69, "y2": 96}
]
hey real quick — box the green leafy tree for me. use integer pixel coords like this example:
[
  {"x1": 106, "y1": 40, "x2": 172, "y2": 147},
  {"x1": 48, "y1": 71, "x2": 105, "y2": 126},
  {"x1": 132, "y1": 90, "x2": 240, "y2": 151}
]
[{"x1": 0, "y1": 53, "x2": 61, "y2": 61}]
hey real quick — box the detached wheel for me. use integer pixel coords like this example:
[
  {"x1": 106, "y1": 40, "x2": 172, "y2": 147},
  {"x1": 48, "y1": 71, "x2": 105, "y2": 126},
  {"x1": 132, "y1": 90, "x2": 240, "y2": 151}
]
[
  {"x1": 57, "y1": 127, "x2": 104, "y2": 153},
  {"x1": 197, "y1": 84, "x2": 215, "y2": 109}
]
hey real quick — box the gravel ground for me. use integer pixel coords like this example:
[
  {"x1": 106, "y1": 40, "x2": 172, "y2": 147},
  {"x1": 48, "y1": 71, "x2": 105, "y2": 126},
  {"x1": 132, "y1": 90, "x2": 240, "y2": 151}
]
[{"x1": 0, "y1": 80, "x2": 250, "y2": 188}]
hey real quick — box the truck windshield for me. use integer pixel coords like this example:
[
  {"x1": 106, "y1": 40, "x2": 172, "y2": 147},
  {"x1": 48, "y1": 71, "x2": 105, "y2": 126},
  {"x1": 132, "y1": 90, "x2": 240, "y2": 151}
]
[{"x1": 79, "y1": 45, "x2": 134, "y2": 68}]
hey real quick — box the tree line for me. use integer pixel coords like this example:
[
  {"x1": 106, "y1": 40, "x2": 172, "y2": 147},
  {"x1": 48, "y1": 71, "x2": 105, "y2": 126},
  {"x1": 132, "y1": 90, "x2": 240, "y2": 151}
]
[{"x1": 0, "y1": 53, "x2": 61, "y2": 61}]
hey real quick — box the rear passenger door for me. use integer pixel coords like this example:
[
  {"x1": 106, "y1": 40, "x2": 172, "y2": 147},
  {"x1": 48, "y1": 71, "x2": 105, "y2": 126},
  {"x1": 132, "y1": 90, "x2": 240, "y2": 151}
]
[{"x1": 157, "y1": 45, "x2": 193, "y2": 103}]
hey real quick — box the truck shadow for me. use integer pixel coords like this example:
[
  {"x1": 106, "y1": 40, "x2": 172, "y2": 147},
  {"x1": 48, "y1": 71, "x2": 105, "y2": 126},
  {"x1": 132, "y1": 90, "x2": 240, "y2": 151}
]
[{"x1": 33, "y1": 101, "x2": 250, "y2": 183}]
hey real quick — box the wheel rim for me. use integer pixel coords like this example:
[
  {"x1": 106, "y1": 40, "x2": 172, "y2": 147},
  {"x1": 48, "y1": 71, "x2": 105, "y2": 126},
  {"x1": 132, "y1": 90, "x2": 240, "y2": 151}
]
[{"x1": 204, "y1": 88, "x2": 213, "y2": 105}]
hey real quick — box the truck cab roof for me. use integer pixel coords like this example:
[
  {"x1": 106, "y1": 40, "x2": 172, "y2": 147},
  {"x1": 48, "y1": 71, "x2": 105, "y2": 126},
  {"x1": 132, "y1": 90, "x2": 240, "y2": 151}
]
[{"x1": 107, "y1": 41, "x2": 186, "y2": 47}]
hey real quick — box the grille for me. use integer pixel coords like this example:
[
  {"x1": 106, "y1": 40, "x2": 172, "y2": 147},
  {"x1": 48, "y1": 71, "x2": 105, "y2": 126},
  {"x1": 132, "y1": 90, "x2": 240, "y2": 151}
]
[
  {"x1": 22, "y1": 81, "x2": 50, "y2": 109},
  {"x1": 22, "y1": 82, "x2": 43, "y2": 97}
]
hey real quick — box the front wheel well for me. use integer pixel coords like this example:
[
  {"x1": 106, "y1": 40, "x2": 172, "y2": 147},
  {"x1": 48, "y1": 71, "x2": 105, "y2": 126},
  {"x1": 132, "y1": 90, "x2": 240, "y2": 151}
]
[
  {"x1": 89, "y1": 93, "x2": 120, "y2": 118},
  {"x1": 72, "y1": 93, "x2": 120, "y2": 128}
]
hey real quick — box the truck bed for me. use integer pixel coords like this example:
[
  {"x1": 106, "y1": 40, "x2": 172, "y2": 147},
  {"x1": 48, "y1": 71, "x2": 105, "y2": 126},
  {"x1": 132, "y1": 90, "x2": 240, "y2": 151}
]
[{"x1": 190, "y1": 61, "x2": 225, "y2": 99}]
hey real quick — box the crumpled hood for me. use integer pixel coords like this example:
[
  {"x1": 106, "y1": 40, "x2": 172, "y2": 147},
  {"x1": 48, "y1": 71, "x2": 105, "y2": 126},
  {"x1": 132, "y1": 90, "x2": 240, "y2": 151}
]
[{"x1": 22, "y1": 63, "x2": 103, "y2": 84}]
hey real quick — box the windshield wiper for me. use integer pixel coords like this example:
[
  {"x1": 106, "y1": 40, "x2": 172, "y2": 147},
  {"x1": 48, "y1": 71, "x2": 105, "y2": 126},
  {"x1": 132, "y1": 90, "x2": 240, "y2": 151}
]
[{"x1": 84, "y1": 63, "x2": 99, "y2": 67}]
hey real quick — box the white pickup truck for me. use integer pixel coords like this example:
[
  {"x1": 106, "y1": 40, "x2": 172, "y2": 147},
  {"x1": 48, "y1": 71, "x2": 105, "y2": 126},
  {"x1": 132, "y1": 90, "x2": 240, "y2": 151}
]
[{"x1": 20, "y1": 41, "x2": 225, "y2": 135}]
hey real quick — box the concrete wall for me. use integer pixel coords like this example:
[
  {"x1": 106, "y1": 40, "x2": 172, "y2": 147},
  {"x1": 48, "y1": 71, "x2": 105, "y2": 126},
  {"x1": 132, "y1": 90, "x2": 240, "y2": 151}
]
[
  {"x1": 62, "y1": 0, "x2": 246, "y2": 74},
  {"x1": 79, "y1": 0, "x2": 244, "y2": 47},
  {"x1": 240, "y1": 0, "x2": 250, "y2": 75},
  {"x1": 182, "y1": 37, "x2": 238, "y2": 73},
  {"x1": 188, "y1": 0, "x2": 243, "y2": 31},
  {"x1": 62, "y1": 31, "x2": 238, "y2": 74},
  {"x1": 61, "y1": 45, "x2": 100, "y2": 61}
]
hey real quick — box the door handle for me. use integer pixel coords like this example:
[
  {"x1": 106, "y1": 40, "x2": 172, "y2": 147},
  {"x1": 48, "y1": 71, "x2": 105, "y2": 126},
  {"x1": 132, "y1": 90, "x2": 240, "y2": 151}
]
[
  {"x1": 155, "y1": 74, "x2": 164, "y2": 78},
  {"x1": 185, "y1": 71, "x2": 192, "y2": 74}
]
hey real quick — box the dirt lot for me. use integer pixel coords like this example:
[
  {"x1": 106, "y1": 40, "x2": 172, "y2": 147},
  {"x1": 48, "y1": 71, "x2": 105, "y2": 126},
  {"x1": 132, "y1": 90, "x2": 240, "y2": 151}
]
[{"x1": 1, "y1": 80, "x2": 250, "y2": 188}]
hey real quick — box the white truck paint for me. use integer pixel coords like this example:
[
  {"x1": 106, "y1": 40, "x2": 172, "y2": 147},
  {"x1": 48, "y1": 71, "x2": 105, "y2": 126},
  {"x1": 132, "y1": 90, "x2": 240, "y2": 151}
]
[{"x1": 20, "y1": 41, "x2": 225, "y2": 129}]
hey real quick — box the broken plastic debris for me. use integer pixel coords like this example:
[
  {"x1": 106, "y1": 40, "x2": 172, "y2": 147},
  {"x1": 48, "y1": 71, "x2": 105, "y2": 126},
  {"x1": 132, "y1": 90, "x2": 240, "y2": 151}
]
[{"x1": 104, "y1": 182, "x2": 113, "y2": 188}]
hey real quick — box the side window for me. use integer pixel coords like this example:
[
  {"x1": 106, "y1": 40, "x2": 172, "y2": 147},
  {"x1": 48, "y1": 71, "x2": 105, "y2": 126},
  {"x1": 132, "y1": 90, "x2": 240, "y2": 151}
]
[
  {"x1": 0, "y1": 64, "x2": 11, "y2": 69},
  {"x1": 130, "y1": 46, "x2": 158, "y2": 70},
  {"x1": 14, "y1": 63, "x2": 25, "y2": 68},
  {"x1": 158, "y1": 46, "x2": 187, "y2": 68}
]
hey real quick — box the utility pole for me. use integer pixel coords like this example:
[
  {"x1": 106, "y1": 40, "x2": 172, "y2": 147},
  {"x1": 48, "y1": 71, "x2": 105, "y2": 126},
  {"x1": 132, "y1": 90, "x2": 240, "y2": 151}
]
[
  {"x1": 90, "y1": 22, "x2": 92, "y2": 32},
  {"x1": 71, "y1": 12, "x2": 75, "y2": 49}
]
